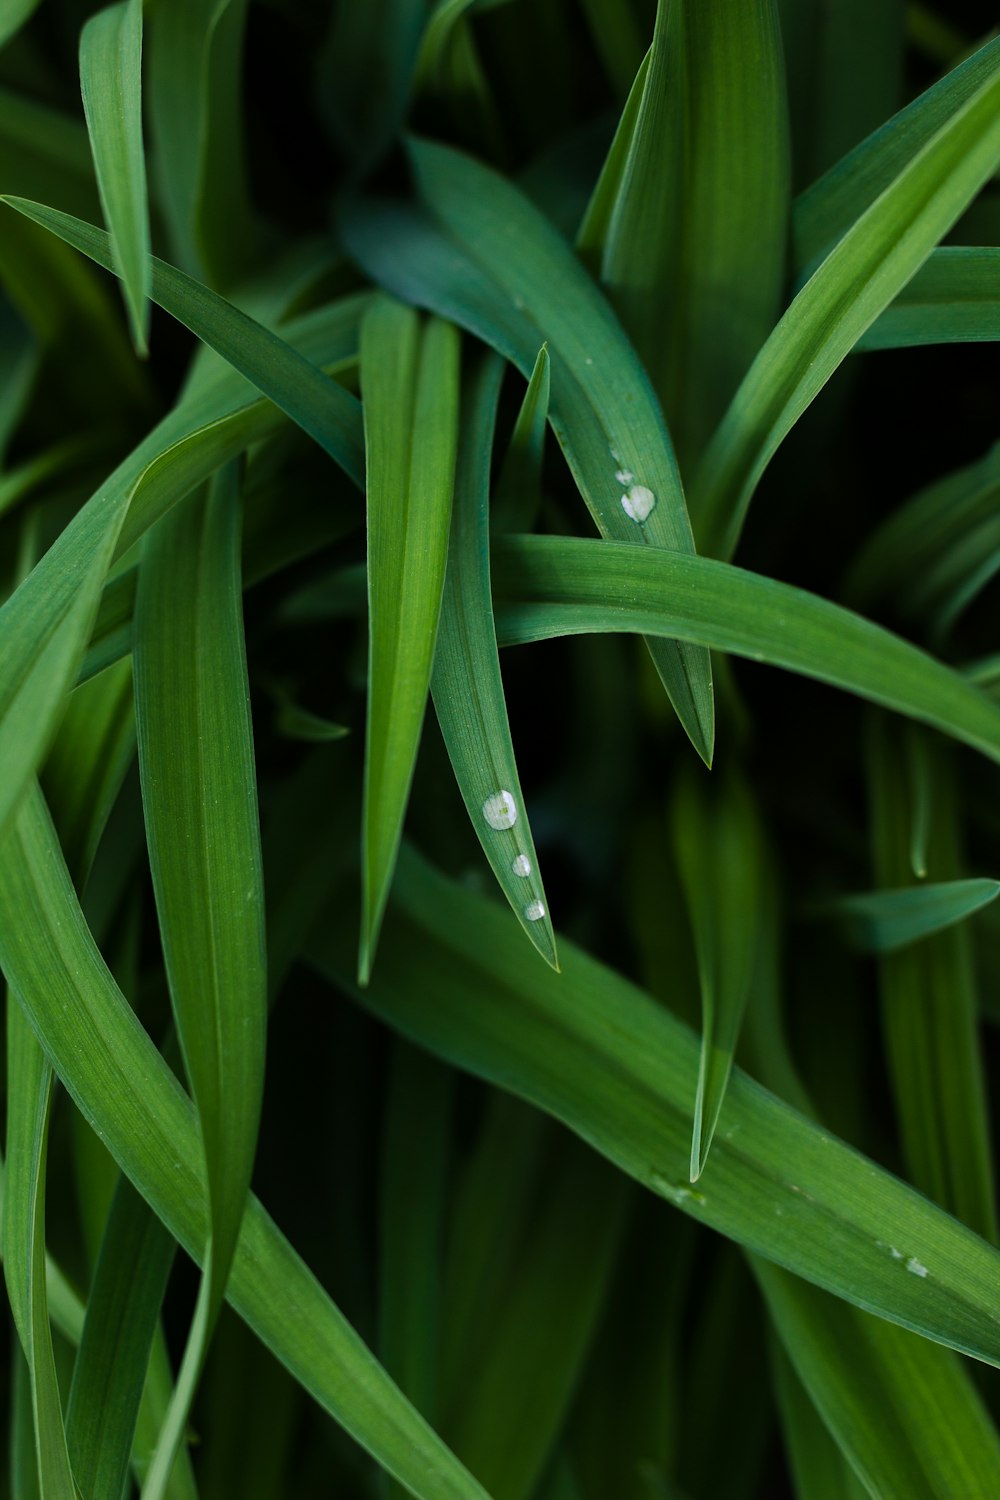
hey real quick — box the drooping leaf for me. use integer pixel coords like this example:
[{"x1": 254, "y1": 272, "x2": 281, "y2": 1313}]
[
  {"x1": 831, "y1": 879, "x2": 1000, "y2": 954},
  {"x1": 431, "y1": 352, "x2": 557, "y2": 966}
]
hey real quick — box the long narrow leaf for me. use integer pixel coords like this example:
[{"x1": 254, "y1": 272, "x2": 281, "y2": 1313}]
[
  {"x1": 342, "y1": 140, "x2": 715, "y2": 763},
  {"x1": 80, "y1": 0, "x2": 150, "y2": 351},
  {"x1": 859, "y1": 246, "x2": 1000, "y2": 349},
  {"x1": 359, "y1": 296, "x2": 460, "y2": 980},
  {"x1": 432, "y1": 353, "x2": 557, "y2": 966},
  {"x1": 831, "y1": 879, "x2": 1000, "y2": 954}
]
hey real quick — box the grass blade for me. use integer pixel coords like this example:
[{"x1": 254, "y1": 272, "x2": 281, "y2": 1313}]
[
  {"x1": 79, "y1": 0, "x2": 150, "y2": 352},
  {"x1": 341, "y1": 139, "x2": 715, "y2": 764},
  {"x1": 670, "y1": 764, "x2": 764, "y2": 1179},
  {"x1": 491, "y1": 535, "x2": 1000, "y2": 767},
  {"x1": 359, "y1": 296, "x2": 460, "y2": 981},
  {"x1": 432, "y1": 353, "x2": 558, "y2": 967},
  {"x1": 691, "y1": 47, "x2": 1000, "y2": 559},
  {"x1": 308, "y1": 843, "x2": 1000, "y2": 1370},
  {"x1": 133, "y1": 462, "x2": 267, "y2": 1489},
  {"x1": 492, "y1": 342, "x2": 549, "y2": 535},
  {"x1": 770, "y1": 1339, "x2": 868, "y2": 1500},
  {"x1": 3, "y1": 1004, "x2": 75, "y2": 1499},
  {"x1": 582, "y1": 0, "x2": 789, "y2": 465},
  {"x1": 0, "y1": 197, "x2": 365, "y2": 483},
  {"x1": 756, "y1": 1259, "x2": 1000, "y2": 1499},
  {"x1": 860, "y1": 246, "x2": 1000, "y2": 348},
  {"x1": 148, "y1": 0, "x2": 254, "y2": 285},
  {"x1": 867, "y1": 721, "x2": 998, "y2": 1244},
  {"x1": 0, "y1": 784, "x2": 491, "y2": 1500},
  {"x1": 64, "y1": 1177, "x2": 175, "y2": 1500},
  {"x1": 831, "y1": 879, "x2": 1000, "y2": 954}
]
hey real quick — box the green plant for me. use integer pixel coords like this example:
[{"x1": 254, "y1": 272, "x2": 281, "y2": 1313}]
[{"x1": 1, "y1": 1, "x2": 999, "y2": 1496}]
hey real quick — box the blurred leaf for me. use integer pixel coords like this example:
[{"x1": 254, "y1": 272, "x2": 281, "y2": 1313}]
[
  {"x1": 0, "y1": 87, "x2": 98, "y2": 221},
  {"x1": 134, "y1": 463, "x2": 266, "y2": 1493},
  {"x1": 831, "y1": 878, "x2": 1000, "y2": 954},
  {"x1": 3, "y1": 1003, "x2": 75, "y2": 1500},
  {"x1": 576, "y1": 0, "x2": 645, "y2": 97},
  {"x1": 756, "y1": 1258, "x2": 1000, "y2": 1499},
  {"x1": 321, "y1": 0, "x2": 425, "y2": 173},
  {"x1": 692, "y1": 41, "x2": 1000, "y2": 559},
  {"x1": 309, "y1": 844, "x2": 1000, "y2": 1370},
  {"x1": 341, "y1": 138, "x2": 715, "y2": 764},
  {"x1": 431, "y1": 352, "x2": 557, "y2": 967},
  {"x1": 770, "y1": 1339, "x2": 868, "y2": 1500},
  {"x1": 359, "y1": 296, "x2": 459, "y2": 981},
  {"x1": 0, "y1": 0, "x2": 41, "y2": 51},
  {"x1": 491, "y1": 535, "x2": 1000, "y2": 766},
  {"x1": 80, "y1": 0, "x2": 150, "y2": 351},
  {"x1": 0, "y1": 785, "x2": 492, "y2": 1500},
  {"x1": 148, "y1": 0, "x2": 255, "y2": 285},
  {"x1": 671, "y1": 764, "x2": 764, "y2": 1179}
]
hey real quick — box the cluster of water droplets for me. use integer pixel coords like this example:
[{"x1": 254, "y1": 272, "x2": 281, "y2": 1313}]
[
  {"x1": 482, "y1": 791, "x2": 546, "y2": 924},
  {"x1": 614, "y1": 465, "x2": 657, "y2": 525}
]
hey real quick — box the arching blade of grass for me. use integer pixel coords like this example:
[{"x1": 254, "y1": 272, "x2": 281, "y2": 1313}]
[
  {"x1": 359, "y1": 296, "x2": 459, "y2": 982},
  {"x1": 794, "y1": 34, "x2": 1000, "y2": 272},
  {"x1": 0, "y1": 279, "x2": 363, "y2": 845},
  {"x1": 0, "y1": 0, "x2": 41, "y2": 50},
  {"x1": 491, "y1": 536, "x2": 1000, "y2": 767},
  {"x1": 148, "y1": 0, "x2": 255, "y2": 285},
  {"x1": 80, "y1": 0, "x2": 150, "y2": 353},
  {"x1": 755, "y1": 1259, "x2": 1000, "y2": 1499},
  {"x1": 65, "y1": 1176, "x2": 176, "y2": 1500},
  {"x1": 690, "y1": 50, "x2": 1000, "y2": 560},
  {"x1": 432, "y1": 354, "x2": 557, "y2": 968},
  {"x1": 579, "y1": 0, "x2": 789, "y2": 465},
  {"x1": 830, "y1": 879, "x2": 1000, "y2": 953},
  {"x1": 670, "y1": 764, "x2": 764, "y2": 1180},
  {"x1": 0, "y1": 785, "x2": 492, "y2": 1500},
  {"x1": 492, "y1": 343, "x2": 549, "y2": 534},
  {"x1": 860, "y1": 247, "x2": 1000, "y2": 348},
  {"x1": 309, "y1": 844, "x2": 1000, "y2": 1368},
  {"x1": 134, "y1": 462, "x2": 267, "y2": 1493},
  {"x1": 867, "y1": 721, "x2": 998, "y2": 1245},
  {"x1": 341, "y1": 140, "x2": 715, "y2": 765},
  {"x1": 770, "y1": 1338, "x2": 868, "y2": 1500},
  {"x1": 379, "y1": 1041, "x2": 452, "y2": 1500},
  {"x1": 0, "y1": 198, "x2": 365, "y2": 483},
  {"x1": 3, "y1": 1004, "x2": 76, "y2": 1500}
]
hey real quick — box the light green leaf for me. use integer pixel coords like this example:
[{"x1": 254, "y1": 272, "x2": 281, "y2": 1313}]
[
  {"x1": 491, "y1": 535, "x2": 1000, "y2": 766},
  {"x1": 308, "y1": 843, "x2": 1000, "y2": 1368},
  {"x1": 794, "y1": 33, "x2": 1000, "y2": 273},
  {"x1": 432, "y1": 353, "x2": 557, "y2": 967},
  {"x1": 3, "y1": 1003, "x2": 76, "y2": 1500},
  {"x1": 134, "y1": 462, "x2": 266, "y2": 1491},
  {"x1": 670, "y1": 764, "x2": 764, "y2": 1179},
  {"x1": 80, "y1": 0, "x2": 150, "y2": 352},
  {"x1": 860, "y1": 247, "x2": 1000, "y2": 348},
  {"x1": 359, "y1": 295, "x2": 460, "y2": 982},
  {"x1": 756, "y1": 1259, "x2": 1000, "y2": 1500},
  {"x1": 582, "y1": 0, "x2": 789, "y2": 464},
  {"x1": 0, "y1": 785, "x2": 491, "y2": 1500},
  {"x1": 0, "y1": 0, "x2": 41, "y2": 51},
  {"x1": 832, "y1": 879, "x2": 1000, "y2": 954},
  {"x1": 691, "y1": 44, "x2": 1000, "y2": 559},
  {"x1": 341, "y1": 138, "x2": 715, "y2": 764}
]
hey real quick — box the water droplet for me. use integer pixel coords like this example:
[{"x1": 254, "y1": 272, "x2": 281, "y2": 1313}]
[
  {"x1": 511, "y1": 854, "x2": 532, "y2": 878},
  {"x1": 482, "y1": 790, "x2": 517, "y2": 830},
  {"x1": 524, "y1": 899, "x2": 546, "y2": 922},
  {"x1": 905, "y1": 1256, "x2": 929, "y2": 1278},
  {"x1": 614, "y1": 468, "x2": 635, "y2": 486},
  {"x1": 621, "y1": 484, "x2": 656, "y2": 523}
]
